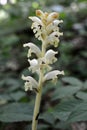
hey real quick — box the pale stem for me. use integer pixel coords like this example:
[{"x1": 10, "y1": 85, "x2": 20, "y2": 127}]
[
  {"x1": 42, "y1": 41, "x2": 46, "y2": 56},
  {"x1": 32, "y1": 86, "x2": 42, "y2": 130},
  {"x1": 32, "y1": 71, "x2": 43, "y2": 130}
]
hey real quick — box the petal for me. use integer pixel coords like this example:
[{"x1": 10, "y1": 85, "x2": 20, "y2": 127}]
[
  {"x1": 24, "y1": 82, "x2": 32, "y2": 91},
  {"x1": 53, "y1": 20, "x2": 63, "y2": 26},
  {"x1": 23, "y1": 42, "x2": 41, "y2": 57},
  {"x1": 44, "y1": 70, "x2": 64, "y2": 81},
  {"x1": 45, "y1": 49, "x2": 58, "y2": 59},
  {"x1": 29, "y1": 16, "x2": 43, "y2": 25},
  {"x1": 49, "y1": 32, "x2": 63, "y2": 38}
]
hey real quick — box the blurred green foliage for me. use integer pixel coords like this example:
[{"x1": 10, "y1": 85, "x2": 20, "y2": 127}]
[{"x1": 0, "y1": 0, "x2": 87, "y2": 130}]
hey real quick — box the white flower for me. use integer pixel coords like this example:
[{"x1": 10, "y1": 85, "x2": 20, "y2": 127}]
[
  {"x1": 31, "y1": 22, "x2": 46, "y2": 41},
  {"x1": 23, "y1": 42, "x2": 41, "y2": 57},
  {"x1": 30, "y1": 21, "x2": 46, "y2": 41},
  {"x1": 44, "y1": 70, "x2": 64, "y2": 82},
  {"x1": 46, "y1": 23, "x2": 59, "y2": 35},
  {"x1": 22, "y1": 75, "x2": 38, "y2": 91},
  {"x1": 46, "y1": 20, "x2": 63, "y2": 34},
  {"x1": 28, "y1": 59, "x2": 39, "y2": 73},
  {"x1": 43, "y1": 49, "x2": 58, "y2": 64},
  {"x1": 47, "y1": 32, "x2": 63, "y2": 47}
]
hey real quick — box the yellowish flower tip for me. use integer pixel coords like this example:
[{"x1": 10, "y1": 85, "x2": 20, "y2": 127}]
[
  {"x1": 36, "y1": 10, "x2": 43, "y2": 17},
  {"x1": 52, "y1": 12, "x2": 59, "y2": 19}
]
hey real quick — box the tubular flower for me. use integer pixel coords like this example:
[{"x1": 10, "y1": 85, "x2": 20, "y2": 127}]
[
  {"x1": 44, "y1": 70, "x2": 64, "y2": 82},
  {"x1": 23, "y1": 42, "x2": 41, "y2": 57},
  {"x1": 43, "y1": 49, "x2": 58, "y2": 64},
  {"x1": 22, "y1": 75, "x2": 38, "y2": 92},
  {"x1": 28, "y1": 59, "x2": 40, "y2": 73}
]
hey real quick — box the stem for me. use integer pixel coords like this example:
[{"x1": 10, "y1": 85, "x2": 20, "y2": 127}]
[
  {"x1": 42, "y1": 41, "x2": 46, "y2": 56},
  {"x1": 32, "y1": 87, "x2": 42, "y2": 130},
  {"x1": 32, "y1": 72, "x2": 43, "y2": 130}
]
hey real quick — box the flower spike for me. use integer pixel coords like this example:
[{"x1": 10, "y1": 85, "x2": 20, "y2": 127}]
[{"x1": 22, "y1": 10, "x2": 64, "y2": 130}]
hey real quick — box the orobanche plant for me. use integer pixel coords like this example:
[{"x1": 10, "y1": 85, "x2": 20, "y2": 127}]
[{"x1": 22, "y1": 10, "x2": 64, "y2": 130}]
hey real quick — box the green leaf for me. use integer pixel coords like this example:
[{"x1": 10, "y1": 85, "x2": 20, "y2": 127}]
[
  {"x1": 40, "y1": 98, "x2": 82, "y2": 123},
  {"x1": 62, "y1": 77, "x2": 83, "y2": 86},
  {"x1": 0, "y1": 94, "x2": 11, "y2": 101},
  {"x1": 40, "y1": 113, "x2": 55, "y2": 124},
  {"x1": 76, "y1": 91, "x2": 87, "y2": 100},
  {"x1": 53, "y1": 98, "x2": 82, "y2": 121},
  {"x1": 67, "y1": 101, "x2": 87, "y2": 122},
  {"x1": 83, "y1": 80, "x2": 87, "y2": 90},
  {"x1": 0, "y1": 103, "x2": 33, "y2": 122},
  {"x1": 10, "y1": 91, "x2": 26, "y2": 101},
  {"x1": 0, "y1": 113, "x2": 32, "y2": 122},
  {"x1": 54, "y1": 121, "x2": 71, "y2": 129},
  {"x1": 37, "y1": 124, "x2": 49, "y2": 130},
  {"x1": 52, "y1": 85, "x2": 81, "y2": 100}
]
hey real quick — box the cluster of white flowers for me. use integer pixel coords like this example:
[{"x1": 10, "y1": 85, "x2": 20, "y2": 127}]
[{"x1": 22, "y1": 10, "x2": 64, "y2": 92}]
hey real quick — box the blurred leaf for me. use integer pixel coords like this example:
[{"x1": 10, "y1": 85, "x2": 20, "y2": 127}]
[
  {"x1": 0, "y1": 94, "x2": 11, "y2": 102},
  {"x1": 83, "y1": 80, "x2": 87, "y2": 90},
  {"x1": 0, "y1": 103, "x2": 33, "y2": 122},
  {"x1": 37, "y1": 124, "x2": 49, "y2": 130},
  {"x1": 40, "y1": 98, "x2": 82, "y2": 124},
  {"x1": 10, "y1": 91, "x2": 26, "y2": 101},
  {"x1": 76, "y1": 91, "x2": 87, "y2": 100},
  {"x1": 0, "y1": 35, "x2": 19, "y2": 45},
  {"x1": 52, "y1": 85, "x2": 81, "y2": 100},
  {"x1": 40, "y1": 112, "x2": 55, "y2": 124},
  {"x1": 62, "y1": 77, "x2": 83, "y2": 86},
  {"x1": 53, "y1": 98, "x2": 82, "y2": 121},
  {"x1": 67, "y1": 101, "x2": 87, "y2": 122},
  {"x1": 54, "y1": 121, "x2": 71, "y2": 129}
]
